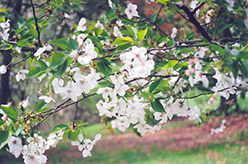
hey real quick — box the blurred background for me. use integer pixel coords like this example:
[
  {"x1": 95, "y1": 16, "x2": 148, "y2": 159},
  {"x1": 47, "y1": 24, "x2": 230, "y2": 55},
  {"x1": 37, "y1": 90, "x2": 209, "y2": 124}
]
[{"x1": 0, "y1": 0, "x2": 248, "y2": 163}]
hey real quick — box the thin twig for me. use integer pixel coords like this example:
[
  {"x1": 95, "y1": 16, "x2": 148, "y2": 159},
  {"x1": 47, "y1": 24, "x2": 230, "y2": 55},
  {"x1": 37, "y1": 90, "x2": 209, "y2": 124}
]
[
  {"x1": 154, "y1": 4, "x2": 165, "y2": 23},
  {"x1": 30, "y1": 0, "x2": 42, "y2": 47}
]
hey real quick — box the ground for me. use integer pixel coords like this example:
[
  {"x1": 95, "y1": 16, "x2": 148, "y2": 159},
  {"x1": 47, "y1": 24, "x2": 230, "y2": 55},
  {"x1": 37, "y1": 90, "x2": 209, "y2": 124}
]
[{"x1": 45, "y1": 114, "x2": 248, "y2": 164}]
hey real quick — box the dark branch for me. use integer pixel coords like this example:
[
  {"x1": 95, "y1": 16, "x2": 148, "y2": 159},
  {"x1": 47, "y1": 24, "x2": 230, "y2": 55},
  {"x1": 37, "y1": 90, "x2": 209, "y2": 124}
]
[
  {"x1": 30, "y1": 0, "x2": 42, "y2": 47},
  {"x1": 176, "y1": 4, "x2": 212, "y2": 42}
]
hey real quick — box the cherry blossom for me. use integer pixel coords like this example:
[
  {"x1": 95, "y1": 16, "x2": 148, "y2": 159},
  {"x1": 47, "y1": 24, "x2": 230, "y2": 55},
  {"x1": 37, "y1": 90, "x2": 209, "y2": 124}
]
[
  {"x1": 0, "y1": 65, "x2": 7, "y2": 74},
  {"x1": 210, "y1": 119, "x2": 226, "y2": 135},
  {"x1": 171, "y1": 27, "x2": 177, "y2": 38},
  {"x1": 77, "y1": 43, "x2": 98, "y2": 65},
  {"x1": 8, "y1": 136, "x2": 22, "y2": 158},
  {"x1": 39, "y1": 95, "x2": 55, "y2": 103},
  {"x1": 125, "y1": 3, "x2": 139, "y2": 19},
  {"x1": 95, "y1": 20, "x2": 104, "y2": 30},
  {"x1": 34, "y1": 47, "x2": 46, "y2": 59},
  {"x1": 113, "y1": 26, "x2": 123, "y2": 38},
  {"x1": 16, "y1": 69, "x2": 29, "y2": 82},
  {"x1": 76, "y1": 18, "x2": 87, "y2": 32},
  {"x1": 0, "y1": 19, "x2": 10, "y2": 40},
  {"x1": 71, "y1": 134, "x2": 102, "y2": 158},
  {"x1": 116, "y1": 20, "x2": 123, "y2": 27},
  {"x1": 21, "y1": 96, "x2": 30, "y2": 108}
]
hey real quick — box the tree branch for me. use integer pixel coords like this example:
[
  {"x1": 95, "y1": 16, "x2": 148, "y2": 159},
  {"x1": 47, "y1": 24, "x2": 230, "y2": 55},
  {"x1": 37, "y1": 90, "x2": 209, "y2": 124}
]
[
  {"x1": 30, "y1": 0, "x2": 42, "y2": 47},
  {"x1": 176, "y1": 4, "x2": 212, "y2": 42}
]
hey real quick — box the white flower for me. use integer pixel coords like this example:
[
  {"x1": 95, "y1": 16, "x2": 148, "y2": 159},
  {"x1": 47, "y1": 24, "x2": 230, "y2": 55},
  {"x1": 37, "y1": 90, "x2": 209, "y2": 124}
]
[
  {"x1": 8, "y1": 136, "x2": 22, "y2": 158},
  {"x1": 46, "y1": 130, "x2": 64, "y2": 148},
  {"x1": 95, "y1": 20, "x2": 104, "y2": 30},
  {"x1": 39, "y1": 95, "x2": 55, "y2": 103},
  {"x1": 71, "y1": 134, "x2": 84, "y2": 151},
  {"x1": 97, "y1": 87, "x2": 115, "y2": 100},
  {"x1": 34, "y1": 47, "x2": 46, "y2": 59},
  {"x1": 115, "y1": 83, "x2": 129, "y2": 96},
  {"x1": 0, "y1": 65, "x2": 7, "y2": 74},
  {"x1": 69, "y1": 50, "x2": 78, "y2": 58},
  {"x1": 125, "y1": 3, "x2": 139, "y2": 19},
  {"x1": 171, "y1": 27, "x2": 177, "y2": 38},
  {"x1": 188, "y1": 106, "x2": 201, "y2": 123},
  {"x1": 94, "y1": 134, "x2": 102, "y2": 141},
  {"x1": 21, "y1": 96, "x2": 29, "y2": 108},
  {"x1": 77, "y1": 18, "x2": 87, "y2": 32},
  {"x1": 226, "y1": 0, "x2": 234, "y2": 11},
  {"x1": 77, "y1": 44, "x2": 97, "y2": 65},
  {"x1": 116, "y1": 20, "x2": 123, "y2": 27},
  {"x1": 108, "y1": 0, "x2": 114, "y2": 8},
  {"x1": 113, "y1": 26, "x2": 123, "y2": 38},
  {"x1": 190, "y1": 0, "x2": 198, "y2": 9},
  {"x1": 64, "y1": 13, "x2": 70, "y2": 19},
  {"x1": 0, "y1": 19, "x2": 10, "y2": 30},
  {"x1": 60, "y1": 82, "x2": 82, "y2": 102},
  {"x1": 77, "y1": 34, "x2": 88, "y2": 46},
  {"x1": 52, "y1": 78, "x2": 64, "y2": 94},
  {"x1": 15, "y1": 69, "x2": 29, "y2": 81},
  {"x1": 44, "y1": 44, "x2": 53, "y2": 51},
  {"x1": 23, "y1": 153, "x2": 47, "y2": 164},
  {"x1": 154, "y1": 112, "x2": 168, "y2": 124},
  {"x1": 210, "y1": 119, "x2": 226, "y2": 135}
]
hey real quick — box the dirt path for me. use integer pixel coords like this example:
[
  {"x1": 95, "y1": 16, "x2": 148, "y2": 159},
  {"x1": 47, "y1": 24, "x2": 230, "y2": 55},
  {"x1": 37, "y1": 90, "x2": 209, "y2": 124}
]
[{"x1": 96, "y1": 114, "x2": 248, "y2": 152}]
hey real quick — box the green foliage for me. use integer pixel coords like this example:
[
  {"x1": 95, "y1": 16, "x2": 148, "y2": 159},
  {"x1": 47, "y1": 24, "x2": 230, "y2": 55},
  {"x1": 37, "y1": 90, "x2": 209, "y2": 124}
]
[
  {"x1": 0, "y1": 130, "x2": 11, "y2": 150},
  {"x1": 151, "y1": 98, "x2": 165, "y2": 112},
  {"x1": 0, "y1": 106, "x2": 18, "y2": 122}
]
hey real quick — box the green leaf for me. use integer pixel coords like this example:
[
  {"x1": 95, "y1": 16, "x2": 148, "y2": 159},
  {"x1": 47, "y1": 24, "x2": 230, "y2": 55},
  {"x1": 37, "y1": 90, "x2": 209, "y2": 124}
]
[
  {"x1": 97, "y1": 59, "x2": 112, "y2": 76},
  {"x1": 14, "y1": 127, "x2": 23, "y2": 136},
  {"x1": 209, "y1": 43, "x2": 225, "y2": 55},
  {"x1": 36, "y1": 60, "x2": 48, "y2": 71},
  {"x1": 216, "y1": 24, "x2": 233, "y2": 35},
  {"x1": 57, "y1": 59, "x2": 68, "y2": 79},
  {"x1": 157, "y1": 0, "x2": 169, "y2": 5},
  {"x1": 50, "y1": 53, "x2": 66, "y2": 68},
  {"x1": 0, "y1": 106, "x2": 18, "y2": 121},
  {"x1": 167, "y1": 38, "x2": 176, "y2": 47},
  {"x1": 36, "y1": 100, "x2": 46, "y2": 112},
  {"x1": 68, "y1": 129, "x2": 80, "y2": 141},
  {"x1": 26, "y1": 67, "x2": 41, "y2": 78},
  {"x1": 52, "y1": 124, "x2": 69, "y2": 133},
  {"x1": 112, "y1": 37, "x2": 134, "y2": 45},
  {"x1": 69, "y1": 37, "x2": 79, "y2": 50},
  {"x1": 26, "y1": 24, "x2": 38, "y2": 38},
  {"x1": 149, "y1": 79, "x2": 162, "y2": 94},
  {"x1": 174, "y1": 62, "x2": 189, "y2": 70},
  {"x1": 137, "y1": 28, "x2": 148, "y2": 41},
  {"x1": 124, "y1": 25, "x2": 136, "y2": 38},
  {"x1": 78, "y1": 122, "x2": 89, "y2": 127},
  {"x1": 238, "y1": 51, "x2": 248, "y2": 59},
  {"x1": 151, "y1": 98, "x2": 165, "y2": 112},
  {"x1": 116, "y1": 43, "x2": 132, "y2": 51},
  {"x1": 51, "y1": 38, "x2": 71, "y2": 52},
  {"x1": 0, "y1": 9, "x2": 8, "y2": 12},
  {"x1": 0, "y1": 130, "x2": 11, "y2": 150},
  {"x1": 162, "y1": 60, "x2": 178, "y2": 70}
]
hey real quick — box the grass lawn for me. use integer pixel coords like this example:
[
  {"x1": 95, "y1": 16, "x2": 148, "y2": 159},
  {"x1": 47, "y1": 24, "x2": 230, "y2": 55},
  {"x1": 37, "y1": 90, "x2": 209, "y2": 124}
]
[
  {"x1": 46, "y1": 116, "x2": 248, "y2": 164},
  {"x1": 48, "y1": 143, "x2": 248, "y2": 164}
]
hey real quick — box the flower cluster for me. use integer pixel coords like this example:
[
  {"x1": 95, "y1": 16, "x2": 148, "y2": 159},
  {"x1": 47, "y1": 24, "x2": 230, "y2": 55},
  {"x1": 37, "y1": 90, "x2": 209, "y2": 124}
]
[
  {"x1": 0, "y1": 19, "x2": 10, "y2": 40},
  {"x1": 71, "y1": 134, "x2": 101, "y2": 157},
  {"x1": 210, "y1": 119, "x2": 226, "y2": 135},
  {"x1": 52, "y1": 68, "x2": 100, "y2": 101},
  {"x1": 7, "y1": 130, "x2": 64, "y2": 164}
]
